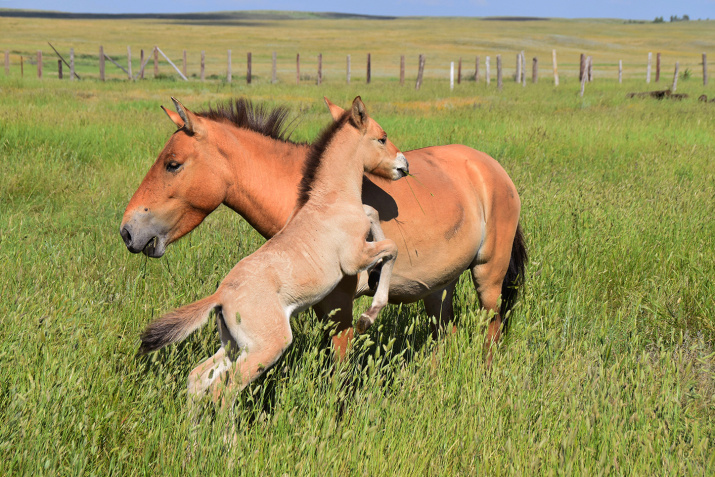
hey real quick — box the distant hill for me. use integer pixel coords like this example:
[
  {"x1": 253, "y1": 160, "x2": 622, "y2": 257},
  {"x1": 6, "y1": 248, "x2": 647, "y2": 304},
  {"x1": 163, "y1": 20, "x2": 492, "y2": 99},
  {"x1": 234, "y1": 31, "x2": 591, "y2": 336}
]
[{"x1": 0, "y1": 9, "x2": 398, "y2": 21}]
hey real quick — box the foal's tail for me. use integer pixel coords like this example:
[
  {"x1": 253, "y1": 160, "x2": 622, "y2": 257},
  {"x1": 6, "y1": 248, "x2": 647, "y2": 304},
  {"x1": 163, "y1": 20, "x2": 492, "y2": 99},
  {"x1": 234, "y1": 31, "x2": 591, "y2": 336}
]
[
  {"x1": 139, "y1": 295, "x2": 219, "y2": 354},
  {"x1": 500, "y1": 223, "x2": 528, "y2": 331}
]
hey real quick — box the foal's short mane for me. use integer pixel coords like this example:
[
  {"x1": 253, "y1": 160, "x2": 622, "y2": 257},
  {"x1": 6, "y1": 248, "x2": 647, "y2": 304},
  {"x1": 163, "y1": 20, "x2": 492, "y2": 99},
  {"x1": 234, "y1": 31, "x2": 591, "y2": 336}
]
[
  {"x1": 296, "y1": 111, "x2": 351, "y2": 208},
  {"x1": 197, "y1": 98, "x2": 294, "y2": 142}
]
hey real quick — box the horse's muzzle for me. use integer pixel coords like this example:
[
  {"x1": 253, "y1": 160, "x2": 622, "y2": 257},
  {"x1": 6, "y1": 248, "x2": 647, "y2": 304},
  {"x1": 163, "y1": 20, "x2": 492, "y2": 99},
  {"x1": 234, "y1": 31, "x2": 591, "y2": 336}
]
[{"x1": 120, "y1": 222, "x2": 166, "y2": 258}]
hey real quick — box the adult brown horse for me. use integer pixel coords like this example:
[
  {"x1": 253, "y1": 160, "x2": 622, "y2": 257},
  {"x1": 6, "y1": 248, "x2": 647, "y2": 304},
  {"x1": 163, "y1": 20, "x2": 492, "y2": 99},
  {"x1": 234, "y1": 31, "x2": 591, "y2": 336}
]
[{"x1": 121, "y1": 97, "x2": 526, "y2": 360}]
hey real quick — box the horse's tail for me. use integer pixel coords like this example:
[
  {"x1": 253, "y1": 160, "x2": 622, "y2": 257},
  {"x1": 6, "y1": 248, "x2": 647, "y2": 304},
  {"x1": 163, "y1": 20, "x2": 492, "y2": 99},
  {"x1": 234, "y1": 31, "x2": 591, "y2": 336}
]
[
  {"x1": 139, "y1": 295, "x2": 219, "y2": 354},
  {"x1": 500, "y1": 222, "x2": 528, "y2": 331}
]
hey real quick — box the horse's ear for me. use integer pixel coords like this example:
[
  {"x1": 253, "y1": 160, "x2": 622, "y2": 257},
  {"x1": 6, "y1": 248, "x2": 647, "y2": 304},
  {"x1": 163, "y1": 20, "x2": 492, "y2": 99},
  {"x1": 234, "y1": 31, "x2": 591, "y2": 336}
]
[
  {"x1": 350, "y1": 96, "x2": 368, "y2": 131},
  {"x1": 171, "y1": 97, "x2": 205, "y2": 136},
  {"x1": 161, "y1": 105, "x2": 184, "y2": 129},
  {"x1": 324, "y1": 97, "x2": 345, "y2": 121}
]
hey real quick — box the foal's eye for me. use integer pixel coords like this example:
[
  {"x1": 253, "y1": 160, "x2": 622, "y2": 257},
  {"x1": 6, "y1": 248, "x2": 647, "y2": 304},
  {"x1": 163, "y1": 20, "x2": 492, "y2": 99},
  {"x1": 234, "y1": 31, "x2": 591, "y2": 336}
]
[{"x1": 166, "y1": 161, "x2": 182, "y2": 173}]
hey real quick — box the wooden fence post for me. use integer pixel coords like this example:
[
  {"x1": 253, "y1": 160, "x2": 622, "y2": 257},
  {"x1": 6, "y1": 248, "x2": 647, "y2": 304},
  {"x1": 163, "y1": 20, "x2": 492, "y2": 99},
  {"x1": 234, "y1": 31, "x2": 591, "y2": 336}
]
[
  {"x1": 183, "y1": 50, "x2": 187, "y2": 78},
  {"x1": 227, "y1": 49, "x2": 232, "y2": 83},
  {"x1": 139, "y1": 49, "x2": 145, "y2": 79},
  {"x1": 20, "y1": 56, "x2": 24, "y2": 77},
  {"x1": 703, "y1": 53, "x2": 708, "y2": 86},
  {"x1": 580, "y1": 56, "x2": 590, "y2": 97},
  {"x1": 200, "y1": 50, "x2": 205, "y2": 81},
  {"x1": 515, "y1": 53, "x2": 521, "y2": 82},
  {"x1": 450, "y1": 61, "x2": 454, "y2": 90},
  {"x1": 579, "y1": 53, "x2": 585, "y2": 81},
  {"x1": 127, "y1": 46, "x2": 132, "y2": 79},
  {"x1": 4, "y1": 50, "x2": 8, "y2": 76},
  {"x1": 552, "y1": 49, "x2": 559, "y2": 86},
  {"x1": 656, "y1": 52, "x2": 661, "y2": 82},
  {"x1": 400, "y1": 55, "x2": 404, "y2": 85},
  {"x1": 99, "y1": 46, "x2": 105, "y2": 81},
  {"x1": 415, "y1": 54, "x2": 425, "y2": 90},
  {"x1": 496, "y1": 54, "x2": 502, "y2": 90},
  {"x1": 532, "y1": 57, "x2": 538, "y2": 83},
  {"x1": 58, "y1": 59, "x2": 62, "y2": 79},
  {"x1": 296, "y1": 53, "x2": 300, "y2": 85},
  {"x1": 69, "y1": 48, "x2": 75, "y2": 80},
  {"x1": 521, "y1": 51, "x2": 526, "y2": 86},
  {"x1": 457, "y1": 57, "x2": 462, "y2": 84},
  {"x1": 587, "y1": 56, "x2": 593, "y2": 82},
  {"x1": 346, "y1": 54, "x2": 351, "y2": 84},
  {"x1": 37, "y1": 51, "x2": 42, "y2": 79},
  {"x1": 271, "y1": 51, "x2": 276, "y2": 84},
  {"x1": 475, "y1": 56, "x2": 480, "y2": 82},
  {"x1": 317, "y1": 53, "x2": 322, "y2": 85},
  {"x1": 247, "y1": 52, "x2": 252, "y2": 84},
  {"x1": 672, "y1": 62, "x2": 679, "y2": 92},
  {"x1": 366, "y1": 53, "x2": 371, "y2": 84},
  {"x1": 485, "y1": 56, "x2": 490, "y2": 85},
  {"x1": 153, "y1": 46, "x2": 158, "y2": 78},
  {"x1": 618, "y1": 60, "x2": 622, "y2": 83},
  {"x1": 647, "y1": 52, "x2": 652, "y2": 83}
]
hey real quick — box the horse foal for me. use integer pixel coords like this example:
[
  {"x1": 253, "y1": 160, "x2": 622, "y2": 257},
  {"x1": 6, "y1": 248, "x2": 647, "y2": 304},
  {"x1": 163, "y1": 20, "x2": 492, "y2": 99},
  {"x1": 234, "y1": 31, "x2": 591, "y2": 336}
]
[{"x1": 139, "y1": 97, "x2": 408, "y2": 401}]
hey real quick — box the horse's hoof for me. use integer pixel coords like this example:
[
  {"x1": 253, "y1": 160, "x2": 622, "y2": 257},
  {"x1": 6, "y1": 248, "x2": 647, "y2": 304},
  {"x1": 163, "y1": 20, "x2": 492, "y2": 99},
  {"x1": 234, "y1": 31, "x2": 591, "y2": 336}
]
[{"x1": 356, "y1": 314, "x2": 373, "y2": 334}]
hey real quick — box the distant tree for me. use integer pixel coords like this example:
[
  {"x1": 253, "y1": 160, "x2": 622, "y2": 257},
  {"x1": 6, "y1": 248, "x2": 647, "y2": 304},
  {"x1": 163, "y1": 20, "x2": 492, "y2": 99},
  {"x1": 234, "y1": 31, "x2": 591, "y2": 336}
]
[
  {"x1": 653, "y1": 16, "x2": 664, "y2": 23},
  {"x1": 683, "y1": 14, "x2": 690, "y2": 20}
]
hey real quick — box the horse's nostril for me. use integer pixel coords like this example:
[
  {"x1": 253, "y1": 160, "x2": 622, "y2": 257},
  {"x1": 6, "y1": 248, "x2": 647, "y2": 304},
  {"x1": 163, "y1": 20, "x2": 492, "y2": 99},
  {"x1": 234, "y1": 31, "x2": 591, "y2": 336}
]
[{"x1": 120, "y1": 226, "x2": 132, "y2": 246}]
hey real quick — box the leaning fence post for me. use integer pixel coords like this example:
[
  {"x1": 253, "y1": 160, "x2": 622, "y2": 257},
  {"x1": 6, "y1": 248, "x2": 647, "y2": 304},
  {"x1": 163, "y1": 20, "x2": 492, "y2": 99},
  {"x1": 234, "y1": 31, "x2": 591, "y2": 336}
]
[
  {"x1": 496, "y1": 54, "x2": 502, "y2": 90},
  {"x1": 400, "y1": 55, "x2": 404, "y2": 85},
  {"x1": 672, "y1": 61, "x2": 679, "y2": 92},
  {"x1": 475, "y1": 55, "x2": 480, "y2": 82},
  {"x1": 415, "y1": 54, "x2": 425, "y2": 90},
  {"x1": 70, "y1": 48, "x2": 75, "y2": 81},
  {"x1": 247, "y1": 52, "x2": 252, "y2": 84},
  {"x1": 366, "y1": 53, "x2": 371, "y2": 84},
  {"x1": 317, "y1": 53, "x2": 322, "y2": 85},
  {"x1": 656, "y1": 52, "x2": 661, "y2": 82},
  {"x1": 200, "y1": 50, "x2": 205, "y2": 82},
  {"x1": 271, "y1": 51, "x2": 276, "y2": 84},
  {"x1": 647, "y1": 52, "x2": 652, "y2": 83},
  {"x1": 485, "y1": 56, "x2": 490, "y2": 85},
  {"x1": 346, "y1": 54, "x2": 351, "y2": 84},
  {"x1": 296, "y1": 53, "x2": 300, "y2": 85},
  {"x1": 552, "y1": 49, "x2": 559, "y2": 86},
  {"x1": 703, "y1": 53, "x2": 708, "y2": 86},
  {"x1": 99, "y1": 46, "x2": 105, "y2": 81},
  {"x1": 532, "y1": 57, "x2": 538, "y2": 83}
]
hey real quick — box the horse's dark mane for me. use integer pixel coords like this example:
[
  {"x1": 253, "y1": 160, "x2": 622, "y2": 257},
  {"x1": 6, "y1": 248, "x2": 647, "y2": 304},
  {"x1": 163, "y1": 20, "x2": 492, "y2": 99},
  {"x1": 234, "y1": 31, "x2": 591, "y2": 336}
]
[
  {"x1": 196, "y1": 98, "x2": 294, "y2": 142},
  {"x1": 296, "y1": 112, "x2": 351, "y2": 208}
]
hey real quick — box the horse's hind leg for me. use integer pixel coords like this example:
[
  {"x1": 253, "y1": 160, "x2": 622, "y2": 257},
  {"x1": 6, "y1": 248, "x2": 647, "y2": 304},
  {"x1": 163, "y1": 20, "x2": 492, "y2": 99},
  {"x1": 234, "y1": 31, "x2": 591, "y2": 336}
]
[
  {"x1": 470, "y1": 262, "x2": 509, "y2": 367},
  {"x1": 314, "y1": 275, "x2": 358, "y2": 360},
  {"x1": 423, "y1": 280, "x2": 457, "y2": 338}
]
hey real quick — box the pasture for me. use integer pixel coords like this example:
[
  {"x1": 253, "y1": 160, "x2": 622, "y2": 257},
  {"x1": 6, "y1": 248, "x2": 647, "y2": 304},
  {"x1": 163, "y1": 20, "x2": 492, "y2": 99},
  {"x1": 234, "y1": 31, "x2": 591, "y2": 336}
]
[{"x1": 1, "y1": 13, "x2": 714, "y2": 475}]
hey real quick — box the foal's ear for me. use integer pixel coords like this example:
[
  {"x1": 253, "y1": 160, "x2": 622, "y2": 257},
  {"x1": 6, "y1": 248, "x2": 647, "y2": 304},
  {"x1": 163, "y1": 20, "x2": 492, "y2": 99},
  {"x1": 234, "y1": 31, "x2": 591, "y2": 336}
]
[
  {"x1": 323, "y1": 97, "x2": 345, "y2": 121},
  {"x1": 171, "y1": 97, "x2": 205, "y2": 137},
  {"x1": 350, "y1": 96, "x2": 368, "y2": 131},
  {"x1": 161, "y1": 105, "x2": 184, "y2": 129}
]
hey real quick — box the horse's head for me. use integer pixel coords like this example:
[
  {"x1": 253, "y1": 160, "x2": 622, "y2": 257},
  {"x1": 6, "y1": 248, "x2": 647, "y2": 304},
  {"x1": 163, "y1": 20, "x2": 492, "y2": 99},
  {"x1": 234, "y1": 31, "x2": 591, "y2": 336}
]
[
  {"x1": 120, "y1": 98, "x2": 228, "y2": 258},
  {"x1": 325, "y1": 96, "x2": 409, "y2": 180}
]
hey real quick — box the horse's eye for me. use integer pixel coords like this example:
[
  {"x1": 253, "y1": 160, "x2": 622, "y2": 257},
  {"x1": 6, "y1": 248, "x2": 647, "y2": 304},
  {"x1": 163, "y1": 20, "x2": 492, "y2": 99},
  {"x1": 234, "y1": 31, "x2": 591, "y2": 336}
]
[
  {"x1": 378, "y1": 137, "x2": 387, "y2": 145},
  {"x1": 166, "y1": 161, "x2": 182, "y2": 172}
]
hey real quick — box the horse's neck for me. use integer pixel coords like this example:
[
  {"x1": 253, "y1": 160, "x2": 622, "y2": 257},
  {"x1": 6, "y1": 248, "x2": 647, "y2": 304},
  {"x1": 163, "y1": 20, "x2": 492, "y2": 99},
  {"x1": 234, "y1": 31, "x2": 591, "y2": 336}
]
[
  {"x1": 306, "y1": 139, "x2": 364, "y2": 208},
  {"x1": 222, "y1": 128, "x2": 310, "y2": 238}
]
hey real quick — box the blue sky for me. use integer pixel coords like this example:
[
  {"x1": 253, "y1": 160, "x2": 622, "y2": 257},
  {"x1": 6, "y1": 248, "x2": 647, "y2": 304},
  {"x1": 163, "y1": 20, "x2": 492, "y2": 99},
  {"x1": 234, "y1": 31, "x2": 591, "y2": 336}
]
[{"x1": 0, "y1": 0, "x2": 713, "y2": 20}]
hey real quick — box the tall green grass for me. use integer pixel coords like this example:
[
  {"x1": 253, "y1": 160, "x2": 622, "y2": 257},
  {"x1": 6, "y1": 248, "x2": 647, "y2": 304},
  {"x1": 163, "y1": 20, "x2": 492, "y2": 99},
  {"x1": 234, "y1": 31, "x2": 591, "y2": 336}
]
[{"x1": 0, "y1": 75, "x2": 713, "y2": 474}]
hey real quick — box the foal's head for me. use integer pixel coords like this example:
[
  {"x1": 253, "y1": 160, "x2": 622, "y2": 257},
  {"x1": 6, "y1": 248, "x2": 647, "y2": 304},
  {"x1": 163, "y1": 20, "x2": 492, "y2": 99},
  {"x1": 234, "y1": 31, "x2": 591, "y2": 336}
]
[{"x1": 120, "y1": 98, "x2": 229, "y2": 257}]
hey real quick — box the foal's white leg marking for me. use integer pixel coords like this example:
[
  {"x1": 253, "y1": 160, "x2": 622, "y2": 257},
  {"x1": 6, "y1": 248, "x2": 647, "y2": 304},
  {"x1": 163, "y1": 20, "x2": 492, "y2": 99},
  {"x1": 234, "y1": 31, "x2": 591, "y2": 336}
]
[{"x1": 187, "y1": 347, "x2": 234, "y2": 401}]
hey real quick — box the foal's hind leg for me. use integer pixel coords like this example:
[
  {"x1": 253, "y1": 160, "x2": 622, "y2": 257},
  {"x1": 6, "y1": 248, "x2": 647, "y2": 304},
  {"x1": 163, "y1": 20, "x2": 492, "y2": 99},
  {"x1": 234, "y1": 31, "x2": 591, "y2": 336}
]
[{"x1": 314, "y1": 275, "x2": 358, "y2": 361}]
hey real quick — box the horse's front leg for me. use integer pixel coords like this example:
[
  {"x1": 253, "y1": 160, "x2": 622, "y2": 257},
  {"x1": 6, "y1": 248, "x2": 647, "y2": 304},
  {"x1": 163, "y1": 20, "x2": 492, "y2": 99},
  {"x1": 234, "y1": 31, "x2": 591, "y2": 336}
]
[{"x1": 354, "y1": 238, "x2": 398, "y2": 334}]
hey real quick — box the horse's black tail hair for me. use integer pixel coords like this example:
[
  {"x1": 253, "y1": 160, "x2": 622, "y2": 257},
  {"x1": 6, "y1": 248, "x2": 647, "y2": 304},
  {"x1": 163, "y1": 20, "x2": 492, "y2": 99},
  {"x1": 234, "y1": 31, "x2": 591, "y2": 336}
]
[{"x1": 500, "y1": 222, "x2": 527, "y2": 332}]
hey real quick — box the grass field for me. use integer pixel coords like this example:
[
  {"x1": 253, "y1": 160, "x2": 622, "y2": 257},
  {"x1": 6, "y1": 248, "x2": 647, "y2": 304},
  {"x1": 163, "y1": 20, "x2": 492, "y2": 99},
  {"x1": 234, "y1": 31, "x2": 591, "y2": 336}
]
[{"x1": 1, "y1": 12, "x2": 715, "y2": 476}]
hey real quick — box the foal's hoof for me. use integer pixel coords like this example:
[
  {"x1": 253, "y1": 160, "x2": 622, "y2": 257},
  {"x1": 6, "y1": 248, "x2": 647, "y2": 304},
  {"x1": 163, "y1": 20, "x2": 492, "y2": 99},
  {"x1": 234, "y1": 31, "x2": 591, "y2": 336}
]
[{"x1": 355, "y1": 314, "x2": 374, "y2": 334}]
